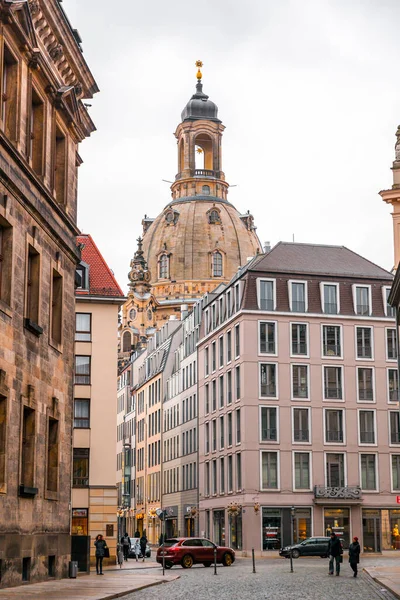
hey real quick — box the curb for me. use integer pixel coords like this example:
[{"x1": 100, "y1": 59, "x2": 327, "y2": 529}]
[
  {"x1": 94, "y1": 576, "x2": 180, "y2": 600},
  {"x1": 363, "y1": 569, "x2": 400, "y2": 600}
]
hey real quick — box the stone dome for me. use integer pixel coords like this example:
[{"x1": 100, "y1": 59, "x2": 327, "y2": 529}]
[
  {"x1": 181, "y1": 82, "x2": 220, "y2": 123},
  {"x1": 142, "y1": 197, "x2": 261, "y2": 305}
]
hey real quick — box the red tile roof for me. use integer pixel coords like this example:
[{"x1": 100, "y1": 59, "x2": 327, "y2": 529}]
[{"x1": 76, "y1": 234, "x2": 124, "y2": 298}]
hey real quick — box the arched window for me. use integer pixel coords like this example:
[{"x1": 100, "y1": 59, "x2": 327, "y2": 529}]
[
  {"x1": 209, "y1": 209, "x2": 221, "y2": 224},
  {"x1": 213, "y1": 251, "x2": 223, "y2": 277},
  {"x1": 159, "y1": 254, "x2": 169, "y2": 279},
  {"x1": 202, "y1": 185, "x2": 210, "y2": 195},
  {"x1": 122, "y1": 330, "x2": 131, "y2": 353}
]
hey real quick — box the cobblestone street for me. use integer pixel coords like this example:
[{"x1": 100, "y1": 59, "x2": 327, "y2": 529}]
[{"x1": 125, "y1": 558, "x2": 398, "y2": 600}]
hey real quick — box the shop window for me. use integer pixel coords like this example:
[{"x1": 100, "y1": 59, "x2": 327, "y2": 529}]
[
  {"x1": 0, "y1": 394, "x2": 6, "y2": 485},
  {"x1": 2, "y1": 45, "x2": 18, "y2": 141},
  {"x1": 25, "y1": 245, "x2": 40, "y2": 327},
  {"x1": 213, "y1": 509, "x2": 225, "y2": 546},
  {"x1": 74, "y1": 355, "x2": 91, "y2": 385},
  {"x1": 75, "y1": 313, "x2": 91, "y2": 342},
  {"x1": 71, "y1": 508, "x2": 88, "y2": 535},
  {"x1": 293, "y1": 508, "x2": 312, "y2": 544},
  {"x1": 47, "y1": 418, "x2": 59, "y2": 493},
  {"x1": 73, "y1": 448, "x2": 89, "y2": 487},
  {"x1": 21, "y1": 406, "x2": 35, "y2": 488},
  {"x1": 229, "y1": 512, "x2": 242, "y2": 550},
  {"x1": 0, "y1": 218, "x2": 12, "y2": 307},
  {"x1": 324, "y1": 508, "x2": 350, "y2": 548},
  {"x1": 262, "y1": 507, "x2": 281, "y2": 550},
  {"x1": 54, "y1": 125, "x2": 66, "y2": 204},
  {"x1": 30, "y1": 88, "x2": 44, "y2": 175},
  {"x1": 74, "y1": 399, "x2": 90, "y2": 429},
  {"x1": 51, "y1": 269, "x2": 63, "y2": 345}
]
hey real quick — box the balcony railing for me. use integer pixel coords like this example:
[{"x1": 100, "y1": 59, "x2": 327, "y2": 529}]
[
  {"x1": 293, "y1": 386, "x2": 308, "y2": 399},
  {"x1": 194, "y1": 169, "x2": 216, "y2": 178},
  {"x1": 324, "y1": 386, "x2": 343, "y2": 400},
  {"x1": 358, "y1": 389, "x2": 374, "y2": 401},
  {"x1": 314, "y1": 486, "x2": 362, "y2": 500},
  {"x1": 324, "y1": 302, "x2": 338, "y2": 315},
  {"x1": 292, "y1": 343, "x2": 307, "y2": 355},
  {"x1": 261, "y1": 428, "x2": 277, "y2": 442},
  {"x1": 356, "y1": 304, "x2": 370, "y2": 316},
  {"x1": 326, "y1": 430, "x2": 343, "y2": 443},
  {"x1": 360, "y1": 431, "x2": 375, "y2": 444},
  {"x1": 357, "y1": 346, "x2": 372, "y2": 359},
  {"x1": 293, "y1": 429, "x2": 309, "y2": 442},
  {"x1": 261, "y1": 384, "x2": 276, "y2": 397},
  {"x1": 323, "y1": 344, "x2": 341, "y2": 357}
]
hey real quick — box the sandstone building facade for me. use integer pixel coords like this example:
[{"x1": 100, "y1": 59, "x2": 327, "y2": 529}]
[{"x1": 0, "y1": 0, "x2": 97, "y2": 587}]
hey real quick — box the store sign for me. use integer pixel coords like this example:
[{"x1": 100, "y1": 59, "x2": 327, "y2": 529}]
[
  {"x1": 265, "y1": 527, "x2": 278, "y2": 538},
  {"x1": 396, "y1": 496, "x2": 400, "y2": 504},
  {"x1": 72, "y1": 509, "x2": 88, "y2": 518}
]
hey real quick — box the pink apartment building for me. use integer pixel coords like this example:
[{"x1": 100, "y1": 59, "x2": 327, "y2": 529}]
[{"x1": 198, "y1": 242, "x2": 398, "y2": 554}]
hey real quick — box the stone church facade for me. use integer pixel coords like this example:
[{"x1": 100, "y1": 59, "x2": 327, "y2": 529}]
[{"x1": 0, "y1": 0, "x2": 97, "y2": 588}]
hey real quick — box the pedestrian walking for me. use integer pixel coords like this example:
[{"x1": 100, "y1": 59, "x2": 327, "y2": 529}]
[
  {"x1": 349, "y1": 536, "x2": 361, "y2": 578},
  {"x1": 140, "y1": 531, "x2": 148, "y2": 562},
  {"x1": 94, "y1": 534, "x2": 108, "y2": 575},
  {"x1": 134, "y1": 537, "x2": 140, "y2": 561},
  {"x1": 121, "y1": 532, "x2": 131, "y2": 561},
  {"x1": 327, "y1": 532, "x2": 343, "y2": 576},
  {"x1": 116, "y1": 543, "x2": 124, "y2": 568}
]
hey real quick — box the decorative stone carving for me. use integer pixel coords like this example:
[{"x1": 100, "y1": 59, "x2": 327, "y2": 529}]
[
  {"x1": 28, "y1": 0, "x2": 40, "y2": 16},
  {"x1": 314, "y1": 486, "x2": 362, "y2": 499},
  {"x1": 49, "y1": 43, "x2": 63, "y2": 60}
]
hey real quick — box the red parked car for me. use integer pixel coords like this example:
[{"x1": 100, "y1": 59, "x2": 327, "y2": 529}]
[{"x1": 156, "y1": 537, "x2": 235, "y2": 569}]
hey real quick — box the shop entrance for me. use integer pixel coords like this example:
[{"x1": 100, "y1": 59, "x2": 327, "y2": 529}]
[
  {"x1": 324, "y1": 508, "x2": 350, "y2": 548},
  {"x1": 363, "y1": 510, "x2": 381, "y2": 553},
  {"x1": 293, "y1": 508, "x2": 311, "y2": 544},
  {"x1": 213, "y1": 510, "x2": 225, "y2": 546},
  {"x1": 262, "y1": 508, "x2": 281, "y2": 550}
]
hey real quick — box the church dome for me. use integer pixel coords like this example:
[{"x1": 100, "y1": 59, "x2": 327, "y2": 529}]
[{"x1": 181, "y1": 82, "x2": 220, "y2": 123}]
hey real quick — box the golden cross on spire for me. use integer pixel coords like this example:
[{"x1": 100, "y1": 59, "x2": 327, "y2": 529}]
[{"x1": 195, "y1": 60, "x2": 203, "y2": 80}]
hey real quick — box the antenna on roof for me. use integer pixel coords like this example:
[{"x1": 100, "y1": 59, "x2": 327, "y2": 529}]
[
  {"x1": 292, "y1": 234, "x2": 295, "y2": 243},
  {"x1": 162, "y1": 179, "x2": 174, "y2": 184}
]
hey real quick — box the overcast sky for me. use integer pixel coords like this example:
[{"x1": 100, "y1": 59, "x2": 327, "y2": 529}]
[{"x1": 63, "y1": 0, "x2": 400, "y2": 291}]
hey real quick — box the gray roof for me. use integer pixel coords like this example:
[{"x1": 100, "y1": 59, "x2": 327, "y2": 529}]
[{"x1": 251, "y1": 242, "x2": 393, "y2": 280}]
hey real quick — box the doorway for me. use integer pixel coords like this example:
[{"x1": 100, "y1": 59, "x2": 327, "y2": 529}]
[{"x1": 363, "y1": 510, "x2": 381, "y2": 553}]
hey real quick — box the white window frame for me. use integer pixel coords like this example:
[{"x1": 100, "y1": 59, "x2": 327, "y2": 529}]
[
  {"x1": 323, "y1": 407, "x2": 346, "y2": 446},
  {"x1": 226, "y1": 329, "x2": 232, "y2": 364},
  {"x1": 292, "y1": 450, "x2": 313, "y2": 491},
  {"x1": 204, "y1": 346, "x2": 209, "y2": 378},
  {"x1": 260, "y1": 450, "x2": 280, "y2": 491},
  {"x1": 387, "y1": 367, "x2": 399, "y2": 404},
  {"x1": 258, "y1": 320, "x2": 278, "y2": 357},
  {"x1": 390, "y1": 453, "x2": 400, "y2": 492},
  {"x1": 354, "y1": 325, "x2": 374, "y2": 361},
  {"x1": 386, "y1": 327, "x2": 398, "y2": 362},
  {"x1": 234, "y1": 323, "x2": 240, "y2": 359},
  {"x1": 259, "y1": 405, "x2": 280, "y2": 444},
  {"x1": 259, "y1": 362, "x2": 279, "y2": 400},
  {"x1": 291, "y1": 406, "x2": 311, "y2": 445},
  {"x1": 324, "y1": 451, "x2": 347, "y2": 487},
  {"x1": 383, "y1": 286, "x2": 396, "y2": 318},
  {"x1": 359, "y1": 452, "x2": 379, "y2": 493},
  {"x1": 290, "y1": 363, "x2": 310, "y2": 401},
  {"x1": 320, "y1": 282, "x2": 340, "y2": 315},
  {"x1": 357, "y1": 408, "x2": 377, "y2": 447},
  {"x1": 211, "y1": 341, "x2": 216, "y2": 373},
  {"x1": 320, "y1": 323, "x2": 343, "y2": 360},
  {"x1": 388, "y1": 410, "x2": 400, "y2": 448},
  {"x1": 322, "y1": 364, "x2": 345, "y2": 402},
  {"x1": 288, "y1": 279, "x2": 308, "y2": 313},
  {"x1": 290, "y1": 322, "x2": 309, "y2": 359},
  {"x1": 218, "y1": 335, "x2": 224, "y2": 370},
  {"x1": 352, "y1": 284, "x2": 372, "y2": 317},
  {"x1": 356, "y1": 366, "x2": 375, "y2": 404},
  {"x1": 256, "y1": 277, "x2": 276, "y2": 311}
]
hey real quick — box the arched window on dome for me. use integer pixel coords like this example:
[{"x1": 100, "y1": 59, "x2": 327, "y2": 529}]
[
  {"x1": 208, "y1": 209, "x2": 221, "y2": 225},
  {"x1": 159, "y1": 254, "x2": 169, "y2": 279},
  {"x1": 213, "y1": 251, "x2": 223, "y2": 278},
  {"x1": 202, "y1": 185, "x2": 210, "y2": 195},
  {"x1": 122, "y1": 330, "x2": 131, "y2": 353}
]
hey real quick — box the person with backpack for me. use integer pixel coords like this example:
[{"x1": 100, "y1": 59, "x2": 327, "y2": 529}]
[{"x1": 120, "y1": 532, "x2": 131, "y2": 561}]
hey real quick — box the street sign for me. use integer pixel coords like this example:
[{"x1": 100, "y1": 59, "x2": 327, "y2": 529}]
[{"x1": 396, "y1": 496, "x2": 400, "y2": 504}]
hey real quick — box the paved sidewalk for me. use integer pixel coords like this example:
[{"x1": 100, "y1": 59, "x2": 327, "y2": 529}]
[
  {"x1": 0, "y1": 569, "x2": 179, "y2": 600},
  {"x1": 365, "y1": 565, "x2": 400, "y2": 599}
]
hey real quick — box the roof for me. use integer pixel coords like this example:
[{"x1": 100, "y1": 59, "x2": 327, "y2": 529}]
[
  {"x1": 76, "y1": 234, "x2": 125, "y2": 298},
  {"x1": 250, "y1": 242, "x2": 393, "y2": 280}
]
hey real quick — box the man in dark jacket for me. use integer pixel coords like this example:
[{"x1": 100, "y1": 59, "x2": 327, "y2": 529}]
[
  {"x1": 327, "y1": 532, "x2": 343, "y2": 576},
  {"x1": 349, "y1": 536, "x2": 361, "y2": 577},
  {"x1": 140, "y1": 532, "x2": 148, "y2": 563},
  {"x1": 121, "y1": 532, "x2": 131, "y2": 561}
]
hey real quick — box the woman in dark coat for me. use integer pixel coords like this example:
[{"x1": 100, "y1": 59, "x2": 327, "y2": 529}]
[
  {"x1": 140, "y1": 531, "x2": 148, "y2": 563},
  {"x1": 94, "y1": 534, "x2": 108, "y2": 575},
  {"x1": 349, "y1": 536, "x2": 361, "y2": 577}
]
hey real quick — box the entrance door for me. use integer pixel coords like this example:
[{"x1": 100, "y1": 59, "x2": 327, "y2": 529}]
[{"x1": 363, "y1": 511, "x2": 381, "y2": 552}]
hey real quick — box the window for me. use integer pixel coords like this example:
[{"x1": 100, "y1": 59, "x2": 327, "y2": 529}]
[
  {"x1": 212, "y1": 459, "x2": 217, "y2": 495},
  {"x1": 0, "y1": 218, "x2": 12, "y2": 306},
  {"x1": 213, "y1": 252, "x2": 223, "y2": 277},
  {"x1": 260, "y1": 406, "x2": 277, "y2": 442},
  {"x1": 387, "y1": 329, "x2": 397, "y2": 360},
  {"x1": 205, "y1": 347, "x2": 209, "y2": 376},
  {"x1": 392, "y1": 455, "x2": 400, "y2": 490},
  {"x1": 361, "y1": 454, "x2": 377, "y2": 490},
  {"x1": 384, "y1": 287, "x2": 396, "y2": 318},
  {"x1": 47, "y1": 418, "x2": 59, "y2": 493},
  {"x1": 322, "y1": 284, "x2": 339, "y2": 314},
  {"x1": 325, "y1": 409, "x2": 344, "y2": 443},
  {"x1": 220, "y1": 457, "x2": 225, "y2": 494},
  {"x1": 390, "y1": 412, "x2": 400, "y2": 445},
  {"x1": 292, "y1": 365, "x2": 309, "y2": 399},
  {"x1": 76, "y1": 263, "x2": 88, "y2": 290},
  {"x1": 259, "y1": 322, "x2": 276, "y2": 354},
  {"x1": 294, "y1": 452, "x2": 310, "y2": 489},
  {"x1": 357, "y1": 368, "x2": 374, "y2": 402},
  {"x1": 258, "y1": 279, "x2": 275, "y2": 311},
  {"x1": 324, "y1": 366, "x2": 343, "y2": 400},
  {"x1": 356, "y1": 327, "x2": 373, "y2": 359},
  {"x1": 54, "y1": 125, "x2": 66, "y2": 204},
  {"x1": 50, "y1": 269, "x2": 63, "y2": 345},
  {"x1": 220, "y1": 416, "x2": 224, "y2": 449},
  {"x1": 388, "y1": 369, "x2": 398, "y2": 402},
  {"x1": 30, "y1": 88, "x2": 44, "y2": 175},
  {"x1": 0, "y1": 395, "x2": 6, "y2": 485},
  {"x1": 159, "y1": 254, "x2": 169, "y2": 279},
  {"x1": 75, "y1": 313, "x2": 91, "y2": 342},
  {"x1": 235, "y1": 366, "x2": 241, "y2": 400},
  {"x1": 205, "y1": 462, "x2": 210, "y2": 496},
  {"x1": 219, "y1": 376, "x2": 224, "y2": 408},
  {"x1": 261, "y1": 452, "x2": 278, "y2": 489},
  {"x1": 212, "y1": 420, "x2": 217, "y2": 452},
  {"x1": 228, "y1": 455, "x2": 233, "y2": 492},
  {"x1": 359, "y1": 410, "x2": 375, "y2": 444},
  {"x1": 293, "y1": 408, "x2": 309, "y2": 443},
  {"x1": 291, "y1": 323, "x2": 308, "y2": 356},
  {"x1": 227, "y1": 371, "x2": 232, "y2": 404},
  {"x1": 227, "y1": 412, "x2": 232, "y2": 446},
  {"x1": 322, "y1": 325, "x2": 341, "y2": 357},
  {"x1": 205, "y1": 384, "x2": 210, "y2": 414},
  {"x1": 2, "y1": 45, "x2": 18, "y2": 140},
  {"x1": 326, "y1": 453, "x2": 344, "y2": 487},
  {"x1": 260, "y1": 363, "x2": 277, "y2": 398},
  {"x1": 74, "y1": 399, "x2": 90, "y2": 429},
  {"x1": 21, "y1": 406, "x2": 35, "y2": 488},
  {"x1": 205, "y1": 422, "x2": 210, "y2": 454},
  {"x1": 290, "y1": 281, "x2": 307, "y2": 312},
  {"x1": 209, "y1": 209, "x2": 220, "y2": 224},
  {"x1": 236, "y1": 453, "x2": 242, "y2": 490},
  {"x1": 354, "y1": 285, "x2": 371, "y2": 316},
  {"x1": 212, "y1": 379, "x2": 216, "y2": 411},
  {"x1": 73, "y1": 449, "x2": 89, "y2": 487},
  {"x1": 25, "y1": 245, "x2": 40, "y2": 326},
  {"x1": 227, "y1": 331, "x2": 232, "y2": 362},
  {"x1": 212, "y1": 342, "x2": 216, "y2": 372},
  {"x1": 236, "y1": 409, "x2": 241, "y2": 444},
  {"x1": 219, "y1": 337, "x2": 224, "y2": 367},
  {"x1": 235, "y1": 325, "x2": 240, "y2": 357},
  {"x1": 202, "y1": 185, "x2": 210, "y2": 195},
  {"x1": 74, "y1": 356, "x2": 91, "y2": 385}
]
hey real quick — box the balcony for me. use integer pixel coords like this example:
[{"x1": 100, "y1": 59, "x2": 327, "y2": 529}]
[
  {"x1": 194, "y1": 169, "x2": 216, "y2": 178},
  {"x1": 314, "y1": 486, "x2": 362, "y2": 504}
]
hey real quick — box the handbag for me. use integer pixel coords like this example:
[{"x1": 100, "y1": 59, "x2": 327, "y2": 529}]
[{"x1": 104, "y1": 546, "x2": 110, "y2": 558}]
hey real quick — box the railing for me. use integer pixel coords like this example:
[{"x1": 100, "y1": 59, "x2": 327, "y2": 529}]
[
  {"x1": 323, "y1": 344, "x2": 341, "y2": 357},
  {"x1": 291, "y1": 301, "x2": 306, "y2": 312},
  {"x1": 194, "y1": 169, "x2": 216, "y2": 177},
  {"x1": 358, "y1": 389, "x2": 374, "y2": 401},
  {"x1": 293, "y1": 429, "x2": 309, "y2": 442},
  {"x1": 314, "y1": 486, "x2": 362, "y2": 499},
  {"x1": 389, "y1": 389, "x2": 398, "y2": 402},
  {"x1": 292, "y1": 343, "x2": 307, "y2": 355},
  {"x1": 356, "y1": 304, "x2": 370, "y2": 316},
  {"x1": 324, "y1": 386, "x2": 342, "y2": 400},
  {"x1": 326, "y1": 430, "x2": 343, "y2": 443},
  {"x1": 262, "y1": 428, "x2": 277, "y2": 441},
  {"x1": 260, "y1": 342, "x2": 276, "y2": 354},
  {"x1": 260, "y1": 300, "x2": 275, "y2": 311},
  {"x1": 357, "y1": 346, "x2": 372, "y2": 359},
  {"x1": 324, "y1": 303, "x2": 338, "y2": 314},
  {"x1": 261, "y1": 384, "x2": 277, "y2": 397},
  {"x1": 391, "y1": 432, "x2": 400, "y2": 444},
  {"x1": 293, "y1": 386, "x2": 308, "y2": 399},
  {"x1": 360, "y1": 431, "x2": 375, "y2": 444}
]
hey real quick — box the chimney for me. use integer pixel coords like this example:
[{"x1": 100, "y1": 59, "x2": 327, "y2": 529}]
[{"x1": 263, "y1": 241, "x2": 271, "y2": 253}]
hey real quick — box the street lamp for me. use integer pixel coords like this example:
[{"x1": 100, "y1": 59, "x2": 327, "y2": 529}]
[{"x1": 290, "y1": 506, "x2": 295, "y2": 573}]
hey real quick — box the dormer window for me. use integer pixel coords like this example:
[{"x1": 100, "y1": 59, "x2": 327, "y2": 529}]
[
  {"x1": 289, "y1": 280, "x2": 307, "y2": 313},
  {"x1": 212, "y1": 251, "x2": 223, "y2": 277},
  {"x1": 208, "y1": 209, "x2": 221, "y2": 225},
  {"x1": 353, "y1": 285, "x2": 371, "y2": 316},
  {"x1": 76, "y1": 261, "x2": 89, "y2": 290},
  {"x1": 159, "y1": 254, "x2": 169, "y2": 279}
]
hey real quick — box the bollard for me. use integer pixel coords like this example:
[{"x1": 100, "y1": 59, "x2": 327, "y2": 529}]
[
  {"x1": 252, "y1": 548, "x2": 256, "y2": 573},
  {"x1": 214, "y1": 546, "x2": 217, "y2": 575},
  {"x1": 290, "y1": 548, "x2": 294, "y2": 573}
]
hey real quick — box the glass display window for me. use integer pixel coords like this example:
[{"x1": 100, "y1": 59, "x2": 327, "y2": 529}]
[
  {"x1": 324, "y1": 508, "x2": 350, "y2": 548},
  {"x1": 262, "y1": 508, "x2": 281, "y2": 550}
]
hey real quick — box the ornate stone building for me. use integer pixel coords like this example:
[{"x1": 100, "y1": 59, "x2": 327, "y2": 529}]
[
  {"x1": 0, "y1": 0, "x2": 97, "y2": 588},
  {"x1": 381, "y1": 124, "x2": 400, "y2": 269}
]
